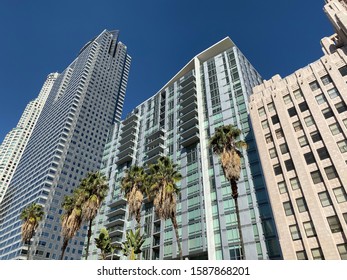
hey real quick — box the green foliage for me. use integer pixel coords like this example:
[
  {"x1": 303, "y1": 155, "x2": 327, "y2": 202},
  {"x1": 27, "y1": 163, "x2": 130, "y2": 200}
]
[{"x1": 122, "y1": 228, "x2": 145, "y2": 260}]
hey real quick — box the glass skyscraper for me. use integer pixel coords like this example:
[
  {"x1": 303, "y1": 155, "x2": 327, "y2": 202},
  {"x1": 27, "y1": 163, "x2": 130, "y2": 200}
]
[
  {"x1": 89, "y1": 38, "x2": 281, "y2": 260},
  {"x1": 0, "y1": 29, "x2": 131, "y2": 260}
]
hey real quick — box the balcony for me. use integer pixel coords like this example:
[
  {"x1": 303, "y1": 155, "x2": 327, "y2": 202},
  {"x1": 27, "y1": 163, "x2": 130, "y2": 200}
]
[
  {"x1": 108, "y1": 225, "x2": 125, "y2": 237},
  {"x1": 107, "y1": 204, "x2": 126, "y2": 217},
  {"x1": 122, "y1": 112, "x2": 139, "y2": 126},
  {"x1": 144, "y1": 152, "x2": 165, "y2": 165},
  {"x1": 120, "y1": 125, "x2": 137, "y2": 138},
  {"x1": 146, "y1": 143, "x2": 165, "y2": 157},
  {"x1": 180, "y1": 132, "x2": 199, "y2": 147},
  {"x1": 105, "y1": 214, "x2": 126, "y2": 227},
  {"x1": 180, "y1": 74, "x2": 195, "y2": 88},
  {"x1": 180, "y1": 92, "x2": 197, "y2": 107},
  {"x1": 119, "y1": 132, "x2": 136, "y2": 145},
  {"x1": 180, "y1": 108, "x2": 198, "y2": 122},
  {"x1": 179, "y1": 115, "x2": 198, "y2": 130},
  {"x1": 179, "y1": 100, "x2": 197, "y2": 115},
  {"x1": 180, "y1": 123, "x2": 199, "y2": 139},
  {"x1": 115, "y1": 153, "x2": 134, "y2": 165}
]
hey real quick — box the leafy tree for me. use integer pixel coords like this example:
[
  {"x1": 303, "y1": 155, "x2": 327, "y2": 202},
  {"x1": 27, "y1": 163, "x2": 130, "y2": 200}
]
[
  {"x1": 122, "y1": 228, "x2": 145, "y2": 260},
  {"x1": 148, "y1": 156, "x2": 182, "y2": 259},
  {"x1": 209, "y1": 124, "x2": 247, "y2": 259},
  {"x1": 94, "y1": 228, "x2": 112, "y2": 260},
  {"x1": 20, "y1": 203, "x2": 44, "y2": 260},
  {"x1": 120, "y1": 165, "x2": 147, "y2": 228}
]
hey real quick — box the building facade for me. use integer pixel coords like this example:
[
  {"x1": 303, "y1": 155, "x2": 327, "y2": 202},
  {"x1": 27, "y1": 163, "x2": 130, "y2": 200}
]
[
  {"x1": 0, "y1": 29, "x2": 131, "y2": 260},
  {"x1": 249, "y1": 0, "x2": 347, "y2": 260},
  {"x1": 0, "y1": 73, "x2": 58, "y2": 204},
  {"x1": 89, "y1": 38, "x2": 282, "y2": 260}
]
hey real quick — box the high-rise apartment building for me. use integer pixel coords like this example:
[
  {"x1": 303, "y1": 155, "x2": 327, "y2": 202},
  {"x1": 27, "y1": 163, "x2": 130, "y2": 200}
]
[
  {"x1": 0, "y1": 29, "x2": 131, "y2": 260},
  {"x1": 249, "y1": 0, "x2": 347, "y2": 260},
  {"x1": 89, "y1": 38, "x2": 282, "y2": 260},
  {"x1": 0, "y1": 73, "x2": 58, "y2": 203}
]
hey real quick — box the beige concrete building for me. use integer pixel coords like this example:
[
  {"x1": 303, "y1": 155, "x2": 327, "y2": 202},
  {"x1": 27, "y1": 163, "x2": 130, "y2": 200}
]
[
  {"x1": 249, "y1": 0, "x2": 347, "y2": 260},
  {"x1": 0, "y1": 73, "x2": 58, "y2": 203}
]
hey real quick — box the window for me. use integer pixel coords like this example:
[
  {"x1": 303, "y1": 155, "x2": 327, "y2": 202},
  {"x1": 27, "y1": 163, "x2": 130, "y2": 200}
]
[
  {"x1": 324, "y1": 166, "x2": 338, "y2": 180},
  {"x1": 258, "y1": 107, "x2": 265, "y2": 117},
  {"x1": 273, "y1": 164, "x2": 282, "y2": 175},
  {"x1": 267, "y1": 102, "x2": 275, "y2": 112},
  {"x1": 290, "y1": 177, "x2": 301, "y2": 190},
  {"x1": 296, "y1": 251, "x2": 308, "y2": 260},
  {"x1": 311, "y1": 170, "x2": 323, "y2": 184},
  {"x1": 296, "y1": 197, "x2": 308, "y2": 212},
  {"x1": 280, "y1": 143, "x2": 289, "y2": 154},
  {"x1": 327, "y1": 216, "x2": 342, "y2": 233},
  {"x1": 327, "y1": 87, "x2": 340, "y2": 99},
  {"x1": 285, "y1": 159, "x2": 294, "y2": 171},
  {"x1": 261, "y1": 120, "x2": 269, "y2": 129},
  {"x1": 299, "y1": 101, "x2": 309, "y2": 112},
  {"x1": 304, "y1": 152, "x2": 315, "y2": 165},
  {"x1": 275, "y1": 129, "x2": 284, "y2": 139},
  {"x1": 318, "y1": 191, "x2": 332, "y2": 207},
  {"x1": 337, "y1": 140, "x2": 347, "y2": 153},
  {"x1": 283, "y1": 201, "x2": 294, "y2": 216},
  {"x1": 304, "y1": 116, "x2": 315, "y2": 127},
  {"x1": 329, "y1": 123, "x2": 341, "y2": 135},
  {"x1": 265, "y1": 134, "x2": 273, "y2": 143},
  {"x1": 298, "y1": 135, "x2": 308, "y2": 147},
  {"x1": 335, "y1": 101, "x2": 347, "y2": 113},
  {"x1": 278, "y1": 181, "x2": 287, "y2": 194},
  {"x1": 271, "y1": 115, "x2": 279, "y2": 125},
  {"x1": 343, "y1": 213, "x2": 347, "y2": 224},
  {"x1": 311, "y1": 248, "x2": 324, "y2": 260},
  {"x1": 337, "y1": 244, "x2": 347, "y2": 260},
  {"x1": 321, "y1": 74, "x2": 332, "y2": 85},
  {"x1": 338, "y1": 65, "x2": 347, "y2": 76},
  {"x1": 344, "y1": 118, "x2": 347, "y2": 129},
  {"x1": 288, "y1": 107, "x2": 297, "y2": 117},
  {"x1": 283, "y1": 94, "x2": 292, "y2": 104},
  {"x1": 309, "y1": 81, "x2": 320, "y2": 91},
  {"x1": 269, "y1": 148, "x2": 277, "y2": 159},
  {"x1": 317, "y1": 147, "x2": 329, "y2": 160},
  {"x1": 310, "y1": 131, "x2": 322, "y2": 142},
  {"x1": 315, "y1": 94, "x2": 326, "y2": 104},
  {"x1": 333, "y1": 187, "x2": 347, "y2": 203},
  {"x1": 289, "y1": 225, "x2": 301, "y2": 240},
  {"x1": 293, "y1": 121, "x2": 302, "y2": 132},
  {"x1": 303, "y1": 221, "x2": 316, "y2": 237},
  {"x1": 294, "y1": 89, "x2": 303, "y2": 99},
  {"x1": 322, "y1": 107, "x2": 334, "y2": 119}
]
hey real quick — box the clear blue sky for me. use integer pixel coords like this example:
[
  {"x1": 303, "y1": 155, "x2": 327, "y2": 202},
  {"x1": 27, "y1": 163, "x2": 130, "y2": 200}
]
[{"x1": 0, "y1": 0, "x2": 332, "y2": 143}]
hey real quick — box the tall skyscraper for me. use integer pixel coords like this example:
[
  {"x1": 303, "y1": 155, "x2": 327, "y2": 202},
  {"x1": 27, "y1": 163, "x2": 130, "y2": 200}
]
[
  {"x1": 0, "y1": 73, "x2": 58, "y2": 203},
  {"x1": 89, "y1": 38, "x2": 282, "y2": 260},
  {"x1": 249, "y1": 0, "x2": 347, "y2": 260},
  {"x1": 0, "y1": 29, "x2": 131, "y2": 260}
]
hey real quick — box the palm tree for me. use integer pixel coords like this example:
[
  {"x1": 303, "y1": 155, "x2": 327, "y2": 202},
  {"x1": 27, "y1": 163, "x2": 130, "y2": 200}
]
[
  {"x1": 94, "y1": 228, "x2": 112, "y2": 260},
  {"x1": 148, "y1": 156, "x2": 182, "y2": 260},
  {"x1": 20, "y1": 203, "x2": 44, "y2": 260},
  {"x1": 79, "y1": 171, "x2": 109, "y2": 260},
  {"x1": 209, "y1": 124, "x2": 247, "y2": 259},
  {"x1": 121, "y1": 228, "x2": 145, "y2": 260},
  {"x1": 120, "y1": 165, "x2": 147, "y2": 228},
  {"x1": 60, "y1": 192, "x2": 83, "y2": 260}
]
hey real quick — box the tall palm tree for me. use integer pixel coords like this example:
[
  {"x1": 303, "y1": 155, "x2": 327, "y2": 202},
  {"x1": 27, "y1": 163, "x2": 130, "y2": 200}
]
[
  {"x1": 20, "y1": 203, "x2": 44, "y2": 260},
  {"x1": 79, "y1": 171, "x2": 109, "y2": 260},
  {"x1": 148, "y1": 156, "x2": 182, "y2": 260},
  {"x1": 209, "y1": 124, "x2": 247, "y2": 259},
  {"x1": 60, "y1": 192, "x2": 83, "y2": 260},
  {"x1": 120, "y1": 165, "x2": 147, "y2": 228},
  {"x1": 122, "y1": 228, "x2": 145, "y2": 260}
]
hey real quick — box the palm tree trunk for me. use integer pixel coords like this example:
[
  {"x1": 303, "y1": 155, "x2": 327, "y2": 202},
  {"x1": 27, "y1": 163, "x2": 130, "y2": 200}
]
[
  {"x1": 85, "y1": 219, "x2": 93, "y2": 260},
  {"x1": 171, "y1": 216, "x2": 182, "y2": 260},
  {"x1": 27, "y1": 239, "x2": 31, "y2": 260},
  {"x1": 230, "y1": 179, "x2": 244, "y2": 260},
  {"x1": 60, "y1": 239, "x2": 68, "y2": 260}
]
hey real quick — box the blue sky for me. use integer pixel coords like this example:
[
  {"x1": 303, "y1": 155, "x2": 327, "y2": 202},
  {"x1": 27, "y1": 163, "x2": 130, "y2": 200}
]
[{"x1": 0, "y1": 0, "x2": 332, "y2": 142}]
